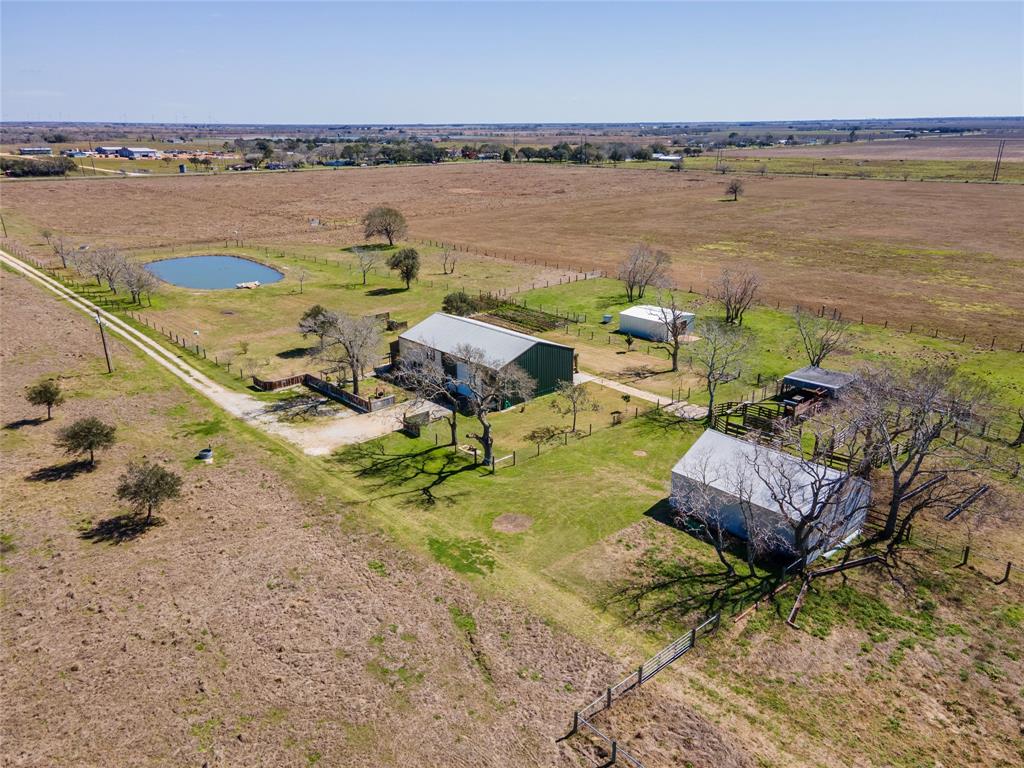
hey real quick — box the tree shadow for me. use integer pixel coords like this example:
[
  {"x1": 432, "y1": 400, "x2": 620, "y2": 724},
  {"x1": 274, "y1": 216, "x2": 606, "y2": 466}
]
[
  {"x1": 332, "y1": 441, "x2": 476, "y2": 507},
  {"x1": 26, "y1": 459, "x2": 95, "y2": 483},
  {"x1": 343, "y1": 243, "x2": 392, "y2": 252},
  {"x1": 366, "y1": 287, "x2": 405, "y2": 297},
  {"x1": 262, "y1": 394, "x2": 339, "y2": 421},
  {"x1": 4, "y1": 417, "x2": 45, "y2": 430},
  {"x1": 79, "y1": 513, "x2": 163, "y2": 544},
  {"x1": 276, "y1": 346, "x2": 312, "y2": 360}
]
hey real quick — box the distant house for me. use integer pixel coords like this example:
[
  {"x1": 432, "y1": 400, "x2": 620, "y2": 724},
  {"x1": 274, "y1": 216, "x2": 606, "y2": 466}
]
[
  {"x1": 397, "y1": 312, "x2": 574, "y2": 399},
  {"x1": 117, "y1": 147, "x2": 160, "y2": 159},
  {"x1": 671, "y1": 430, "x2": 871, "y2": 561},
  {"x1": 94, "y1": 146, "x2": 123, "y2": 155},
  {"x1": 18, "y1": 147, "x2": 53, "y2": 156},
  {"x1": 618, "y1": 305, "x2": 695, "y2": 342},
  {"x1": 652, "y1": 153, "x2": 682, "y2": 161},
  {"x1": 61, "y1": 149, "x2": 89, "y2": 157}
]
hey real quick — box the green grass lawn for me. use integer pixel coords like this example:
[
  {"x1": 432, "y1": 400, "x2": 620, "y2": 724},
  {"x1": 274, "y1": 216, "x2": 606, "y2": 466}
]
[{"x1": 516, "y1": 278, "x2": 1024, "y2": 429}]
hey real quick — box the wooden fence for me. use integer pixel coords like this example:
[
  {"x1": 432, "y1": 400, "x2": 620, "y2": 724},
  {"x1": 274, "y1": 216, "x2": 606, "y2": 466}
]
[{"x1": 563, "y1": 613, "x2": 720, "y2": 767}]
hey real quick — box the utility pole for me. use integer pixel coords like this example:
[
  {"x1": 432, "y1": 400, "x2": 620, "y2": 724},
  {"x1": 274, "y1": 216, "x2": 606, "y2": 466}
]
[{"x1": 95, "y1": 311, "x2": 113, "y2": 373}]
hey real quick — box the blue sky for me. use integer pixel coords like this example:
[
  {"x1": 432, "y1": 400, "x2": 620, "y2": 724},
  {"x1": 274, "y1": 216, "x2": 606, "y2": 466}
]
[{"x1": 2, "y1": 1, "x2": 1022, "y2": 123}]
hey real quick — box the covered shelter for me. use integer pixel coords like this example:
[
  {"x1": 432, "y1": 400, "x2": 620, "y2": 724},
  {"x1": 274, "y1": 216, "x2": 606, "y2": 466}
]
[
  {"x1": 618, "y1": 304, "x2": 695, "y2": 342},
  {"x1": 671, "y1": 430, "x2": 870, "y2": 561},
  {"x1": 780, "y1": 366, "x2": 856, "y2": 417},
  {"x1": 397, "y1": 312, "x2": 573, "y2": 398}
]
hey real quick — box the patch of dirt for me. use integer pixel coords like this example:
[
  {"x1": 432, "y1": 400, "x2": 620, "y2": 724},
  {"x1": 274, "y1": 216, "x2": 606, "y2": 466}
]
[
  {"x1": 492, "y1": 513, "x2": 533, "y2": 534},
  {"x1": 633, "y1": 450, "x2": 648, "y2": 457},
  {"x1": 0, "y1": 270, "x2": 750, "y2": 767}
]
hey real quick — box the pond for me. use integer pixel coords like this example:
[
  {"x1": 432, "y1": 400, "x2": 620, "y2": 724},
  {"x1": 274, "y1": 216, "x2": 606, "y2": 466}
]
[{"x1": 144, "y1": 255, "x2": 284, "y2": 290}]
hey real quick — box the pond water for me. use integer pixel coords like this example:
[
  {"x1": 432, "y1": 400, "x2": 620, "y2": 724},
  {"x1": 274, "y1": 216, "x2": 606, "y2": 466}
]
[{"x1": 144, "y1": 255, "x2": 284, "y2": 290}]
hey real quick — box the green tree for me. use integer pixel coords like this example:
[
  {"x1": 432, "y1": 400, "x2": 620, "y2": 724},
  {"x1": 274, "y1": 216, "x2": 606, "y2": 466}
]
[
  {"x1": 116, "y1": 461, "x2": 183, "y2": 522},
  {"x1": 442, "y1": 290, "x2": 479, "y2": 316},
  {"x1": 501, "y1": 148, "x2": 513, "y2": 162},
  {"x1": 56, "y1": 417, "x2": 116, "y2": 465},
  {"x1": 387, "y1": 248, "x2": 420, "y2": 289},
  {"x1": 298, "y1": 304, "x2": 339, "y2": 352},
  {"x1": 550, "y1": 380, "x2": 600, "y2": 432},
  {"x1": 361, "y1": 206, "x2": 408, "y2": 246},
  {"x1": 25, "y1": 379, "x2": 65, "y2": 420}
]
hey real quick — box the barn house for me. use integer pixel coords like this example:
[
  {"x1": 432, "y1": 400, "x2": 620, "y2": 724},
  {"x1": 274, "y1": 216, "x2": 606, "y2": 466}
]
[
  {"x1": 117, "y1": 147, "x2": 160, "y2": 159},
  {"x1": 671, "y1": 430, "x2": 870, "y2": 561},
  {"x1": 397, "y1": 313, "x2": 573, "y2": 399},
  {"x1": 618, "y1": 304, "x2": 696, "y2": 342},
  {"x1": 18, "y1": 147, "x2": 53, "y2": 156}
]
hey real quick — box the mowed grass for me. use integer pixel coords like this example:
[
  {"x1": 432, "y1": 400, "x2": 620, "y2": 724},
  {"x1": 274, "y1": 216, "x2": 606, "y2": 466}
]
[
  {"x1": 122, "y1": 242, "x2": 545, "y2": 383},
  {"x1": 517, "y1": 278, "x2": 1024, "y2": 422}
]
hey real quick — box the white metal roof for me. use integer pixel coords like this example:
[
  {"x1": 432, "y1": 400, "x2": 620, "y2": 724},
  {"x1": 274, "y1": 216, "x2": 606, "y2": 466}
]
[
  {"x1": 672, "y1": 430, "x2": 848, "y2": 519},
  {"x1": 400, "y1": 312, "x2": 569, "y2": 368},
  {"x1": 619, "y1": 304, "x2": 695, "y2": 323}
]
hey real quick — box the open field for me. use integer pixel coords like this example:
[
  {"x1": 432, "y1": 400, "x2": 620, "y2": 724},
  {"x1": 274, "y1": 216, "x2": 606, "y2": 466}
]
[
  {"x1": 0, "y1": 268, "x2": 750, "y2": 768},
  {"x1": 723, "y1": 136, "x2": 1024, "y2": 162},
  {"x1": 4, "y1": 216, "x2": 1024, "y2": 766}
]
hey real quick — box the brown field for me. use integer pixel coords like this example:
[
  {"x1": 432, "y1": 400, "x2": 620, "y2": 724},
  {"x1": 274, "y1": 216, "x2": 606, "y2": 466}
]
[
  {"x1": 724, "y1": 136, "x2": 1024, "y2": 162},
  {"x1": 3, "y1": 162, "x2": 1022, "y2": 342},
  {"x1": 0, "y1": 270, "x2": 750, "y2": 768}
]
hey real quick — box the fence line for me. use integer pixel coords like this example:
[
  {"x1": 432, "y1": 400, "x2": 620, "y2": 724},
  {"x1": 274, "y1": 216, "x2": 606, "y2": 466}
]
[{"x1": 562, "y1": 614, "x2": 720, "y2": 766}]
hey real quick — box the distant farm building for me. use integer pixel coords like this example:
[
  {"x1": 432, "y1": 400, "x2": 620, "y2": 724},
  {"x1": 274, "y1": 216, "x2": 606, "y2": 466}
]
[
  {"x1": 61, "y1": 149, "x2": 89, "y2": 157},
  {"x1": 671, "y1": 430, "x2": 871, "y2": 561},
  {"x1": 397, "y1": 312, "x2": 574, "y2": 399},
  {"x1": 94, "y1": 146, "x2": 123, "y2": 155},
  {"x1": 618, "y1": 305, "x2": 695, "y2": 341},
  {"x1": 18, "y1": 147, "x2": 52, "y2": 156},
  {"x1": 117, "y1": 147, "x2": 160, "y2": 159},
  {"x1": 652, "y1": 152, "x2": 682, "y2": 161}
]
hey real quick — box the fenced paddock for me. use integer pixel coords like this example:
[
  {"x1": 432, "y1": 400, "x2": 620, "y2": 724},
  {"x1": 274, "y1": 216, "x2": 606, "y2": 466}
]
[{"x1": 562, "y1": 614, "x2": 720, "y2": 766}]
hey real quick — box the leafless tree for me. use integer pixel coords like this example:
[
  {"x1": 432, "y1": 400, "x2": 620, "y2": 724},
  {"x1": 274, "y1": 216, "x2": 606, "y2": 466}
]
[
  {"x1": 714, "y1": 268, "x2": 760, "y2": 326},
  {"x1": 550, "y1": 380, "x2": 600, "y2": 433},
  {"x1": 119, "y1": 263, "x2": 159, "y2": 304},
  {"x1": 653, "y1": 290, "x2": 696, "y2": 372},
  {"x1": 93, "y1": 247, "x2": 127, "y2": 293},
  {"x1": 671, "y1": 448, "x2": 736, "y2": 575},
  {"x1": 441, "y1": 248, "x2": 457, "y2": 275},
  {"x1": 845, "y1": 363, "x2": 993, "y2": 544},
  {"x1": 52, "y1": 236, "x2": 71, "y2": 269},
  {"x1": 394, "y1": 344, "x2": 461, "y2": 446},
  {"x1": 243, "y1": 357, "x2": 269, "y2": 381},
  {"x1": 452, "y1": 344, "x2": 535, "y2": 465},
  {"x1": 354, "y1": 247, "x2": 379, "y2": 285},
  {"x1": 617, "y1": 243, "x2": 671, "y2": 302},
  {"x1": 746, "y1": 420, "x2": 871, "y2": 567},
  {"x1": 692, "y1": 321, "x2": 747, "y2": 423},
  {"x1": 70, "y1": 247, "x2": 104, "y2": 286},
  {"x1": 795, "y1": 308, "x2": 850, "y2": 367},
  {"x1": 296, "y1": 268, "x2": 309, "y2": 294},
  {"x1": 320, "y1": 313, "x2": 382, "y2": 396},
  {"x1": 725, "y1": 178, "x2": 744, "y2": 201}
]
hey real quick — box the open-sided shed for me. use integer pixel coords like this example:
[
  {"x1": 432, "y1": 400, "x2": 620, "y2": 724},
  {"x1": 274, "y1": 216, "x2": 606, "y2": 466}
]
[
  {"x1": 397, "y1": 313, "x2": 574, "y2": 398},
  {"x1": 618, "y1": 305, "x2": 696, "y2": 341},
  {"x1": 671, "y1": 430, "x2": 870, "y2": 561},
  {"x1": 783, "y1": 366, "x2": 856, "y2": 398}
]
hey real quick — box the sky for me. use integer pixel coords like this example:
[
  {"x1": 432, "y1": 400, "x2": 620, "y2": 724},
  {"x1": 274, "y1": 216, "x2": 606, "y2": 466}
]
[{"x1": 2, "y1": 1, "x2": 1022, "y2": 123}]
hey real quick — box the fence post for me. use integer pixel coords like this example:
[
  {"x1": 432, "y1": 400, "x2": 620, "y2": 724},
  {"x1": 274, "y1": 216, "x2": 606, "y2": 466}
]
[
  {"x1": 637, "y1": 664, "x2": 644, "y2": 686},
  {"x1": 606, "y1": 687, "x2": 612, "y2": 708},
  {"x1": 512, "y1": 450, "x2": 516, "y2": 467}
]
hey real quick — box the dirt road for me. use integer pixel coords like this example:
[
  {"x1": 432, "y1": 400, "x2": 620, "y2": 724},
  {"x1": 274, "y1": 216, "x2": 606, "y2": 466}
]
[{"x1": 0, "y1": 248, "x2": 447, "y2": 455}]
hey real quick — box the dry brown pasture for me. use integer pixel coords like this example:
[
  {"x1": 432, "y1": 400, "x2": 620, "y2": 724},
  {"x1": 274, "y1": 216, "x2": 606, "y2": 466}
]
[
  {"x1": 0, "y1": 271, "x2": 748, "y2": 768},
  {"x1": 724, "y1": 136, "x2": 1024, "y2": 162},
  {"x1": 3, "y1": 162, "x2": 1022, "y2": 342}
]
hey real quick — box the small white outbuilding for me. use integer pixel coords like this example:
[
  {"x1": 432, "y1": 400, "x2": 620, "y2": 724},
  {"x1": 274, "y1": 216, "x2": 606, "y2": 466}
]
[{"x1": 618, "y1": 304, "x2": 695, "y2": 341}]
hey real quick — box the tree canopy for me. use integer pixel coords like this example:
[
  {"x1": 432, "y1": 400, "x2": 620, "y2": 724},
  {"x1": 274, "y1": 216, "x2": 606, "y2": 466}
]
[
  {"x1": 388, "y1": 248, "x2": 420, "y2": 289},
  {"x1": 56, "y1": 417, "x2": 117, "y2": 465},
  {"x1": 116, "y1": 461, "x2": 183, "y2": 522},
  {"x1": 25, "y1": 379, "x2": 64, "y2": 420},
  {"x1": 362, "y1": 206, "x2": 408, "y2": 246}
]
